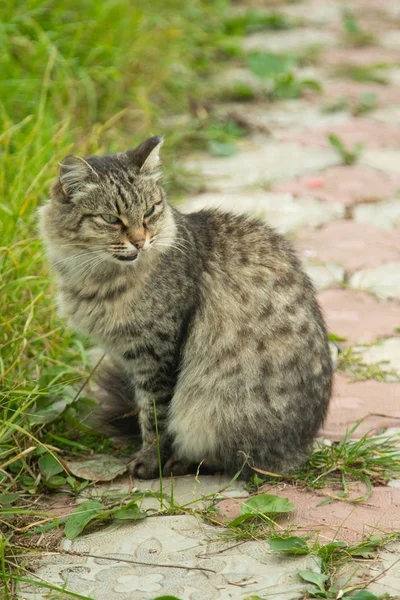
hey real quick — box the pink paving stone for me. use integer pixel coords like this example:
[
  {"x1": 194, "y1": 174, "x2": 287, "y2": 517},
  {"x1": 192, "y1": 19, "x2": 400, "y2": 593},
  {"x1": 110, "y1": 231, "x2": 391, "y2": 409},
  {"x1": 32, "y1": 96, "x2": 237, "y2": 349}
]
[
  {"x1": 271, "y1": 166, "x2": 400, "y2": 206},
  {"x1": 321, "y1": 374, "x2": 400, "y2": 440},
  {"x1": 319, "y1": 81, "x2": 400, "y2": 108},
  {"x1": 296, "y1": 221, "x2": 400, "y2": 273},
  {"x1": 323, "y1": 46, "x2": 400, "y2": 67},
  {"x1": 279, "y1": 118, "x2": 400, "y2": 149},
  {"x1": 216, "y1": 483, "x2": 400, "y2": 543},
  {"x1": 319, "y1": 289, "x2": 400, "y2": 345}
]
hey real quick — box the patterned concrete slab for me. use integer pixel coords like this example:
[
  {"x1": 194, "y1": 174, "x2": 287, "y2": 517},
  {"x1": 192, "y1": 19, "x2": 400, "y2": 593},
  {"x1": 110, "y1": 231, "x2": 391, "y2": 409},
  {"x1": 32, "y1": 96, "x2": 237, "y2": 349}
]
[
  {"x1": 318, "y1": 289, "x2": 400, "y2": 345},
  {"x1": 296, "y1": 221, "x2": 400, "y2": 272},
  {"x1": 185, "y1": 136, "x2": 338, "y2": 192},
  {"x1": 182, "y1": 191, "x2": 344, "y2": 234},
  {"x1": 321, "y1": 374, "x2": 400, "y2": 439},
  {"x1": 272, "y1": 166, "x2": 400, "y2": 206},
  {"x1": 19, "y1": 515, "x2": 318, "y2": 600}
]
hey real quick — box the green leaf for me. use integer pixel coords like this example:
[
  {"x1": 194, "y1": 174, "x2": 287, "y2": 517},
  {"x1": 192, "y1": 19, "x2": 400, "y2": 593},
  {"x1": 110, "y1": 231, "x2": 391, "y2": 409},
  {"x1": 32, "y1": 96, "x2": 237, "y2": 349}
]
[
  {"x1": 240, "y1": 494, "x2": 296, "y2": 516},
  {"x1": 348, "y1": 592, "x2": 380, "y2": 600},
  {"x1": 45, "y1": 475, "x2": 67, "y2": 489},
  {"x1": 269, "y1": 536, "x2": 309, "y2": 555},
  {"x1": 247, "y1": 52, "x2": 294, "y2": 77},
  {"x1": 351, "y1": 544, "x2": 377, "y2": 559},
  {"x1": 113, "y1": 501, "x2": 145, "y2": 521},
  {"x1": 297, "y1": 570, "x2": 327, "y2": 591},
  {"x1": 38, "y1": 453, "x2": 64, "y2": 480},
  {"x1": 328, "y1": 333, "x2": 347, "y2": 342},
  {"x1": 64, "y1": 501, "x2": 108, "y2": 540},
  {"x1": 151, "y1": 596, "x2": 184, "y2": 600},
  {"x1": 208, "y1": 140, "x2": 237, "y2": 157},
  {"x1": 0, "y1": 493, "x2": 20, "y2": 506}
]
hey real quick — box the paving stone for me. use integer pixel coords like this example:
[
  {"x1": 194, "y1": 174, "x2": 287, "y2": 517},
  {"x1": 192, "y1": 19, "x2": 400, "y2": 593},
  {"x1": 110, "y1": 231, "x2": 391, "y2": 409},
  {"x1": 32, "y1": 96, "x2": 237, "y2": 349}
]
[
  {"x1": 361, "y1": 148, "x2": 400, "y2": 176},
  {"x1": 182, "y1": 191, "x2": 344, "y2": 235},
  {"x1": 318, "y1": 289, "x2": 400, "y2": 345},
  {"x1": 354, "y1": 197, "x2": 400, "y2": 230},
  {"x1": 185, "y1": 135, "x2": 338, "y2": 192},
  {"x1": 280, "y1": 0, "x2": 342, "y2": 26},
  {"x1": 350, "y1": 262, "x2": 400, "y2": 300},
  {"x1": 219, "y1": 100, "x2": 349, "y2": 134},
  {"x1": 368, "y1": 542, "x2": 400, "y2": 597},
  {"x1": 19, "y1": 514, "x2": 318, "y2": 600},
  {"x1": 323, "y1": 46, "x2": 400, "y2": 66},
  {"x1": 296, "y1": 221, "x2": 400, "y2": 272},
  {"x1": 320, "y1": 80, "x2": 400, "y2": 109},
  {"x1": 280, "y1": 118, "x2": 400, "y2": 149},
  {"x1": 356, "y1": 337, "x2": 400, "y2": 374},
  {"x1": 381, "y1": 30, "x2": 400, "y2": 51},
  {"x1": 370, "y1": 104, "x2": 400, "y2": 126},
  {"x1": 216, "y1": 482, "x2": 400, "y2": 544},
  {"x1": 304, "y1": 262, "x2": 344, "y2": 291},
  {"x1": 321, "y1": 373, "x2": 400, "y2": 439},
  {"x1": 242, "y1": 27, "x2": 338, "y2": 54},
  {"x1": 272, "y1": 166, "x2": 400, "y2": 206}
]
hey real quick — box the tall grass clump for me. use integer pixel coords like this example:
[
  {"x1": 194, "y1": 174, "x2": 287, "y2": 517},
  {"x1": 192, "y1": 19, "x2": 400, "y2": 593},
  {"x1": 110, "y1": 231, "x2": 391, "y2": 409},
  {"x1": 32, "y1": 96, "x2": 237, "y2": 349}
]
[{"x1": 0, "y1": 0, "x2": 231, "y2": 496}]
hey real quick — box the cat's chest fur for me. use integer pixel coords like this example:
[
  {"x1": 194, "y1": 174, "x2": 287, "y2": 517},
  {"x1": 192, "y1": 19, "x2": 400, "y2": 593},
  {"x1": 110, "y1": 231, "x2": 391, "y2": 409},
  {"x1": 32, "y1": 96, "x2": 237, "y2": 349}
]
[{"x1": 57, "y1": 267, "x2": 148, "y2": 352}]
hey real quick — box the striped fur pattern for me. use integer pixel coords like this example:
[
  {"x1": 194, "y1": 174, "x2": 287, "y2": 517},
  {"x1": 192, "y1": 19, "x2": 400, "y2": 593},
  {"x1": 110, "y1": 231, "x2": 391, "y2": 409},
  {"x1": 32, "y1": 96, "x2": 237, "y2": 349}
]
[{"x1": 39, "y1": 136, "x2": 332, "y2": 479}]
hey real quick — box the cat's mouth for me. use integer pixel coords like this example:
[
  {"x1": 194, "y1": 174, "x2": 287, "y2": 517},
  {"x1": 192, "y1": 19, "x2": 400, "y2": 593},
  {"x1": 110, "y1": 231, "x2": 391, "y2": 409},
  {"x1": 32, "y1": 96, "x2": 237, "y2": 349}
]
[{"x1": 114, "y1": 252, "x2": 138, "y2": 262}]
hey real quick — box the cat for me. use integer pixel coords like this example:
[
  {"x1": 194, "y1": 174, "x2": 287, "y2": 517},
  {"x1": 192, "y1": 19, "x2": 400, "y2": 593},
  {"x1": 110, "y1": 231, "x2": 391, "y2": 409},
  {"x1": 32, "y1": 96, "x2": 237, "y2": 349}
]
[{"x1": 39, "y1": 135, "x2": 332, "y2": 480}]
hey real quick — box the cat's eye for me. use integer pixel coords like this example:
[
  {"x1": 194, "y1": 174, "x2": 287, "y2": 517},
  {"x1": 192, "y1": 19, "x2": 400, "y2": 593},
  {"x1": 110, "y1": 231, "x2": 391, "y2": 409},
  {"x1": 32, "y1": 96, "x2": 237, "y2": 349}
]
[
  {"x1": 143, "y1": 205, "x2": 155, "y2": 219},
  {"x1": 101, "y1": 214, "x2": 120, "y2": 224}
]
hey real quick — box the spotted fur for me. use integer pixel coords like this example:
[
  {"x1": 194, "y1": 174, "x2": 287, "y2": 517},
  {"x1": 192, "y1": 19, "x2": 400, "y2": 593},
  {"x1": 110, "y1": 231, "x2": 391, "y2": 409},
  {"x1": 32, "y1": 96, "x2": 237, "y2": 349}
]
[{"x1": 39, "y1": 136, "x2": 332, "y2": 479}]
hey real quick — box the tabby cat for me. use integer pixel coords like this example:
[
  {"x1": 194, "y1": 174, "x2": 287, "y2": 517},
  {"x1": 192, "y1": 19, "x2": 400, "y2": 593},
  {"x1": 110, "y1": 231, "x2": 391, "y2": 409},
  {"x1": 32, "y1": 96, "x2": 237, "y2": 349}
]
[{"x1": 39, "y1": 136, "x2": 332, "y2": 479}]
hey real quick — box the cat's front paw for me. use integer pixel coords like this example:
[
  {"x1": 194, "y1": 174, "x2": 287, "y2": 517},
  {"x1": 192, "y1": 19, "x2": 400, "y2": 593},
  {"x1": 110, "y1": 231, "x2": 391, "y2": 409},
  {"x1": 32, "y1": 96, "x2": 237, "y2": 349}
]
[
  {"x1": 163, "y1": 455, "x2": 194, "y2": 477},
  {"x1": 129, "y1": 447, "x2": 160, "y2": 479}
]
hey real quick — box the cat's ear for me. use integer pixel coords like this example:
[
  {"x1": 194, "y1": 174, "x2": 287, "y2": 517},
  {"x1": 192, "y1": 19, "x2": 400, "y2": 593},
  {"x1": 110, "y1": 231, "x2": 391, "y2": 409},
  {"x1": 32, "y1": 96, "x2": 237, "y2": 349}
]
[
  {"x1": 58, "y1": 155, "x2": 98, "y2": 199},
  {"x1": 126, "y1": 136, "x2": 164, "y2": 177}
]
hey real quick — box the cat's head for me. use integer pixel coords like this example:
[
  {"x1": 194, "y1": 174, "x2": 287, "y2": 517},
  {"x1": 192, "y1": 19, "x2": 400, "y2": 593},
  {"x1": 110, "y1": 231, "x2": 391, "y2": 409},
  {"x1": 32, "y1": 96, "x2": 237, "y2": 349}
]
[{"x1": 40, "y1": 136, "x2": 175, "y2": 267}]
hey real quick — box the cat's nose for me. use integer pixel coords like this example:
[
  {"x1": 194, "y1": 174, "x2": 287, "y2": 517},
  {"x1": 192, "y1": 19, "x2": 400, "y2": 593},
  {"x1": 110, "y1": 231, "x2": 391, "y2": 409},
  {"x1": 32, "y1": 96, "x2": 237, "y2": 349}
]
[{"x1": 133, "y1": 238, "x2": 145, "y2": 249}]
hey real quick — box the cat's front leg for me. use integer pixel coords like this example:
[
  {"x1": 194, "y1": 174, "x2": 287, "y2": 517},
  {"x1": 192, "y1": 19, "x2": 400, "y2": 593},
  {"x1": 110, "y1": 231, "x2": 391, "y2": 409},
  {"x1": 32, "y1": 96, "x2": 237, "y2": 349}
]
[{"x1": 129, "y1": 390, "x2": 171, "y2": 479}]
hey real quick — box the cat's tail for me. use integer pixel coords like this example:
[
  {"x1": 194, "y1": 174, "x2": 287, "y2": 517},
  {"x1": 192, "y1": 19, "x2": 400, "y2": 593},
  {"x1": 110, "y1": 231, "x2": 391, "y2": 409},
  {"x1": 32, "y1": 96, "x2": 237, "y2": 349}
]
[{"x1": 92, "y1": 362, "x2": 140, "y2": 440}]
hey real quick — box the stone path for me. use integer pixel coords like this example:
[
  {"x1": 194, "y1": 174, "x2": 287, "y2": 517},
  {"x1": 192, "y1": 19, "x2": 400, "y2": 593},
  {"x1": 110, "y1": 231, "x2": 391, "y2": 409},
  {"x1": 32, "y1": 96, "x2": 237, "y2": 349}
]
[{"x1": 20, "y1": 0, "x2": 400, "y2": 598}]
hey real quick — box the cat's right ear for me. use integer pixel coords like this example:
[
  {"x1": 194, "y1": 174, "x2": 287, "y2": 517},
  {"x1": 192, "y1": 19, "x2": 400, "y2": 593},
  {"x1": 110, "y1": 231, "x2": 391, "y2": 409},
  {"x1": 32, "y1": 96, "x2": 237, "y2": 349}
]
[{"x1": 57, "y1": 155, "x2": 98, "y2": 201}]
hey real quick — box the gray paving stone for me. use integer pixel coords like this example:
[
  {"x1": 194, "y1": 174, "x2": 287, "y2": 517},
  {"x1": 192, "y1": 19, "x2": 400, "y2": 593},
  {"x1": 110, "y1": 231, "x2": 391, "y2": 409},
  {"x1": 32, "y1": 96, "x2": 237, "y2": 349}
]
[
  {"x1": 367, "y1": 542, "x2": 400, "y2": 597},
  {"x1": 361, "y1": 149, "x2": 400, "y2": 176},
  {"x1": 304, "y1": 262, "x2": 345, "y2": 291},
  {"x1": 349, "y1": 262, "x2": 400, "y2": 300},
  {"x1": 219, "y1": 100, "x2": 349, "y2": 134},
  {"x1": 19, "y1": 515, "x2": 319, "y2": 600},
  {"x1": 242, "y1": 28, "x2": 338, "y2": 54},
  {"x1": 355, "y1": 338, "x2": 400, "y2": 375},
  {"x1": 354, "y1": 198, "x2": 400, "y2": 230},
  {"x1": 185, "y1": 135, "x2": 338, "y2": 192},
  {"x1": 181, "y1": 191, "x2": 344, "y2": 235}
]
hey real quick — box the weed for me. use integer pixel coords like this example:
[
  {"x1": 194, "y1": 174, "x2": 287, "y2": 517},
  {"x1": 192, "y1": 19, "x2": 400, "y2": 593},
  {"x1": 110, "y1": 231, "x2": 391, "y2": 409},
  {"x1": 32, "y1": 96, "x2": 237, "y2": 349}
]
[
  {"x1": 246, "y1": 51, "x2": 322, "y2": 100},
  {"x1": 342, "y1": 12, "x2": 376, "y2": 47},
  {"x1": 333, "y1": 64, "x2": 389, "y2": 84},
  {"x1": 328, "y1": 134, "x2": 363, "y2": 166},
  {"x1": 251, "y1": 423, "x2": 400, "y2": 499},
  {"x1": 323, "y1": 92, "x2": 378, "y2": 117},
  {"x1": 337, "y1": 347, "x2": 400, "y2": 382},
  {"x1": 224, "y1": 10, "x2": 297, "y2": 35}
]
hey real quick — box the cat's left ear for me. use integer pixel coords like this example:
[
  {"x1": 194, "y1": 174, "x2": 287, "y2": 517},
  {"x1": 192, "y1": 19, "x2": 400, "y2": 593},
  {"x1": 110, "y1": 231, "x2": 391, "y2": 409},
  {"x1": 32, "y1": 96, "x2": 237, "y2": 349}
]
[{"x1": 126, "y1": 136, "x2": 164, "y2": 177}]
